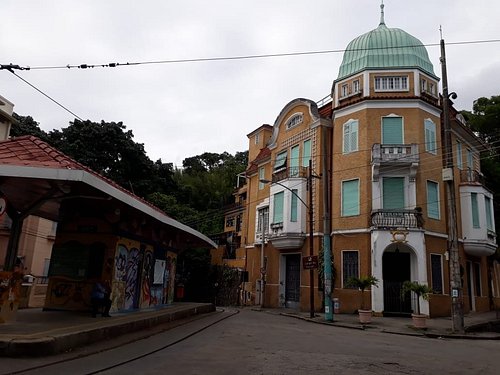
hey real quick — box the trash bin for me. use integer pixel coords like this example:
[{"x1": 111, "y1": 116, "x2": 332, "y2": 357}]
[{"x1": 333, "y1": 297, "x2": 340, "y2": 314}]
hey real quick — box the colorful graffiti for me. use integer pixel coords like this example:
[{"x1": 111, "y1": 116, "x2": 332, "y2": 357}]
[
  {"x1": 140, "y1": 248, "x2": 154, "y2": 308},
  {"x1": 45, "y1": 277, "x2": 92, "y2": 310},
  {"x1": 115, "y1": 243, "x2": 141, "y2": 310},
  {"x1": 166, "y1": 252, "x2": 177, "y2": 304}
]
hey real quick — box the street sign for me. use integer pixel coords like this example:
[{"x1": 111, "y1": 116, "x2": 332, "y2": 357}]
[{"x1": 302, "y1": 255, "x2": 318, "y2": 270}]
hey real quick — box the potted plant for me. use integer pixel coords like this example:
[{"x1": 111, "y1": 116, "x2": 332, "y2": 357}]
[
  {"x1": 347, "y1": 275, "x2": 379, "y2": 323},
  {"x1": 401, "y1": 280, "x2": 433, "y2": 329}
]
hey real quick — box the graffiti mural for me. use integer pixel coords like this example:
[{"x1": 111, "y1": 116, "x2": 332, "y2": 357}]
[
  {"x1": 114, "y1": 241, "x2": 141, "y2": 310},
  {"x1": 166, "y1": 252, "x2": 177, "y2": 304},
  {"x1": 45, "y1": 277, "x2": 92, "y2": 310},
  {"x1": 140, "y1": 247, "x2": 154, "y2": 308}
]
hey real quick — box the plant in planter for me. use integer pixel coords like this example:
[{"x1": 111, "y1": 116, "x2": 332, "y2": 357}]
[
  {"x1": 401, "y1": 280, "x2": 433, "y2": 329},
  {"x1": 346, "y1": 275, "x2": 379, "y2": 323}
]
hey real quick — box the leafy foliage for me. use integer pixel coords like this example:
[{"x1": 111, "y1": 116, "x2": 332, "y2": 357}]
[
  {"x1": 401, "y1": 281, "x2": 433, "y2": 315},
  {"x1": 10, "y1": 112, "x2": 248, "y2": 303},
  {"x1": 346, "y1": 275, "x2": 379, "y2": 310},
  {"x1": 462, "y1": 95, "x2": 500, "y2": 238}
]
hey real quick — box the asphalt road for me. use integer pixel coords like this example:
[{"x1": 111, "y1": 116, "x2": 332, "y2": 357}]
[{"x1": 3, "y1": 308, "x2": 500, "y2": 374}]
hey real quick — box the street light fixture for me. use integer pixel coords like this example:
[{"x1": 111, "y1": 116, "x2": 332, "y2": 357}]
[{"x1": 260, "y1": 160, "x2": 320, "y2": 319}]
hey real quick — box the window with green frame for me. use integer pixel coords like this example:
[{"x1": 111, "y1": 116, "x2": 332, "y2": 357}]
[
  {"x1": 471, "y1": 192, "x2": 480, "y2": 228},
  {"x1": 424, "y1": 119, "x2": 437, "y2": 154},
  {"x1": 274, "y1": 151, "x2": 287, "y2": 171},
  {"x1": 382, "y1": 177, "x2": 405, "y2": 209},
  {"x1": 485, "y1": 196, "x2": 494, "y2": 231},
  {"x1": 302, "y1": 139, "x2": 311, "y2": 167},
  {"x1": 342, "y1": 179, "x2": 360, "y2": 216},
  {"x1": 343, "y1": 119, "x2": 358, "y2": 153},
  {"x1": 273, "y1": 191, "x2": 284, "y2": 223},
  {"x1": 426, "y1": 180, "x2": 440, "y2": 219},
  {"x1": 382, "y1": 116, "x2": 403, "y2": 144},
  {"x1": 290, "y1": 145, "x2": 299, "y2": 176},
  {"x1": 290, "y1": 189, "x2": 298, "y2": 222}
]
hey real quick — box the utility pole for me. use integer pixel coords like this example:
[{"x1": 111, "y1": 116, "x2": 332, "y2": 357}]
[
  {"x1": 308, "y1": 159, "x2": 315, "y2": 318},
  {"x1": 440, "y1": 37, "x2": 465, "y2": 333},
  {"x1": 322, "y1": 125, "x2": 333, "y2": 321}
]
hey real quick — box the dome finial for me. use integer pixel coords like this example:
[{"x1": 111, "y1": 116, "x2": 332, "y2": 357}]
[{"x1": 379, "y1": 0, "x2": 385, "y2": 26}]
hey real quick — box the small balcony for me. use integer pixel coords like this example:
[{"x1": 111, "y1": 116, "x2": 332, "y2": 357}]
[
  {"x1": 372, "y1": 144, "x2": 419, "y2": 165},
  {"x1": 460, "y1": 168, "x2": 485, "y2": 185},
  {"x1": 371, "y1": 209, "x2": 423, "y2": 229},
  {"x1": 268, "y1": 222, "x2": 306, "y2": 250},
  {"x1": 272, "y1": 166, "x2": 308, "y2": 183}
]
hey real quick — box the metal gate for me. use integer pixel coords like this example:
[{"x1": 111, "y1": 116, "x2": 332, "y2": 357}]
[{"x1": 285, "y1": 254, "x2": 301, "y2": 309}]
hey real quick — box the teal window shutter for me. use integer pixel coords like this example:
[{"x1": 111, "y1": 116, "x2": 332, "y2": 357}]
[
  {"x1": 426, "y1": 181, "x2": 440, "y2": 219},
  {"x1": 456, "y1": 141, "x2": 463, "y2": 169},
  {"x1": 342, "y1": 179, "x2": 360, "y2": 216},
  {"x1": 383, "y1": 177, "x2": 405, "y2": 209},
  {"x1": 382, "y1": 117, "x2": 403, "y2": 144},
  {"x1": 343, "y1": 120, "x2": 358, "y2": 153},
  {"x1": 273, "y1": 192, "x2": 284, "y2": 223},
  {"x1": 290, "y1": 189, "x2": 298, "y2": 222},
  {"x1": 424, "y1": 119, "x2": 436, "y2": 153},
  {"x1": 274, "y1": 151, "x2": 287, "y2": 171},
  {"x1": 290, "y1": 145, "x2": 299, "y2": 176},
  {"x1": 471, "y1": 193, "x2": 480, "y2": 228},
  {"x1": 485, "y1": 196, "x2": 493, "y2": 231},
  {"x1": 302, "y1": 139, "x2": 311, "y2": 167}
]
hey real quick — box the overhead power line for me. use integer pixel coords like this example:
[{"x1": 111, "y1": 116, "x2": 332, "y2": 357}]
[
  {"x1": 2, "y1": 38, "x2": 500, "y2": 72},
  {"x1": 6, "y1": 70, "x2": 84, "y2": 121}
]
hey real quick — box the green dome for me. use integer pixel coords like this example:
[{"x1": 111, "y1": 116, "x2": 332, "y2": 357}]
[{"x1": 336, "y1": 20, "x2": 436, "y2": 82}]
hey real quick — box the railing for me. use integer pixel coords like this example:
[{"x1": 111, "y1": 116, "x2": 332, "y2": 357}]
[
  {"x1": 272, "y1": 166, "x2": 308, "y2": 183},
  {"x1": 371, "y1": 209, "x2": 423, "y2": 229},
  {"x1": 371, "y1": 144, "x2": 419, "y2": 164},
  {"x1": 460, "y1": 168, "x2": 485, "y2": 184}
]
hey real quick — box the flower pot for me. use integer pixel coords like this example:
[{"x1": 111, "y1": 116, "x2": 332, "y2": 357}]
[
  {"x1": 358, "y1": 309, "x2": 373, "y2": 324},
  {"x1": 411, "y1": 313, "x2": 427, "y2": 329}
]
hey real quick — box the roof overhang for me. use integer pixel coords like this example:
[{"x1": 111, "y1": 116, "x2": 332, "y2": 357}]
[{"x1": 0, "y1": 164, "x2": 217, "y2": 249}]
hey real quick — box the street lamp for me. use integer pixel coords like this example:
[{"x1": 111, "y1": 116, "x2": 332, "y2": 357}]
[{"x1": 260, "y1": 160, "x2": 320, "y2": 319}]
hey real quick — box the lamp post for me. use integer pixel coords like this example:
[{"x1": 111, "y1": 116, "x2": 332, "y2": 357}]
[{"x1": 260, "y1": 160, "x2": 320, "y2": 319}]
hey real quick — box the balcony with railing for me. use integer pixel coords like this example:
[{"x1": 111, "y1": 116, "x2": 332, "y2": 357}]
[
  {"x1": 372, "y1": 144, "x2": 419, "y2": 165},
  {"x1": 371, "y1": 209, "x2": 423, "y2": 229},
  {"x1": 268, "y1": 222, "x2": 306, "y2": 249},
  {"x1": 272, "y1": 166, "x2": 308, "y2": 183},
  {"x1": 460, "y1": 168, "x2": 485, "y2": 185}
]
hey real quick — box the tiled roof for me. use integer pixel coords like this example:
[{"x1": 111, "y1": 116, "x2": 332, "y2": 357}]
[
  {"x1": 0, "y1": 135, "x2": 85, "y2": 169},
  {"x1": 0, "y1": 135, "x2": 170, "y2": 218},
  {"x1": 246, "y1": 147, "x2": 271, "y2": 175}
]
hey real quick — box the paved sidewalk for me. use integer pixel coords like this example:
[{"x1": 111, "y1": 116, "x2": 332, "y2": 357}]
[
  {"x1": 265, "y1": 308, "x2": 500, "y2": 340},
  {"x1": 0, "y1": 302, "x2": 215, "y2": 357}
]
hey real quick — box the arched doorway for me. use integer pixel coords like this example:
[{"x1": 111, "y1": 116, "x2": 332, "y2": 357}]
[{"x1": 382, "y1": 244, "x2": 413, "y2": 316}]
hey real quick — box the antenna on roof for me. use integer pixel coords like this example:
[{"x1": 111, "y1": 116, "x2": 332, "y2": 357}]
[{"x1": 379, "y1": 0, "x2": 385, "y2": 26}]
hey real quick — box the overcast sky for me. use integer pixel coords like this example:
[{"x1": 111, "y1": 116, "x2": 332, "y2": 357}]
[{"x1": 2, "y1": 0, "x2": 500, "y2": 166}]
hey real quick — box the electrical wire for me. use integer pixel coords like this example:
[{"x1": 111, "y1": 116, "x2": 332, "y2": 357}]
[
  {"x1": 7, "y1": 70, "x2": 84, "y2": 121},
  {"x1": 2, "y1": 38, "x2": 500, "y2": 71}
]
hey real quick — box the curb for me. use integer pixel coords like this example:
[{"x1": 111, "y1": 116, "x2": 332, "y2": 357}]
[
  {"x1": 274, "y1": 310, "x2": 500, "y2": 340},
  {"x1": 0, "y1": 304, "x2": 215, "y2": 357}
]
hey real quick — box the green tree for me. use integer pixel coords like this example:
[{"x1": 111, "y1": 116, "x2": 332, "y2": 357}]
[
  {"x1": 462, "y1": 95, "x2": 500, "y2": 237},
  {"x1": 48, "y1": 119, "x2": 156, "y2": 197},
  {"x1": 10, "y1": 113, "x2": 49, "y2": 141}
]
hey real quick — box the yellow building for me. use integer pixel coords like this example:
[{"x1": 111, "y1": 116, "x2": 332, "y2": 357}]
[{"x1": 216, "y1": 5, "x2": 497, "y2": 318}]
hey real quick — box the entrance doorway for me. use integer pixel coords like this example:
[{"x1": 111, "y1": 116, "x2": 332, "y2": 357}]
[
  {"x1": 284, "y1": 254, "x2": 301, "y2": 309},
  {"x1": 383, "y1": 250, "x2": 412, "y2": 316}
]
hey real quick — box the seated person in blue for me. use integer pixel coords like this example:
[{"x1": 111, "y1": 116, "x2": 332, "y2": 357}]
[{"x1": 91, "y1": 280, "x2": 112, "y2": 317}]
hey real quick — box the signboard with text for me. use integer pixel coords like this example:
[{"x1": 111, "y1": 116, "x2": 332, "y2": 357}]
[{"x1": 302, "y1": 255, "x2": 318, "y2": 270}]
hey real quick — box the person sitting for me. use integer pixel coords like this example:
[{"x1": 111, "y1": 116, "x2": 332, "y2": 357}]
[{"x1": 91, "y1": 280, "x2": 112, "y2": 318}]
